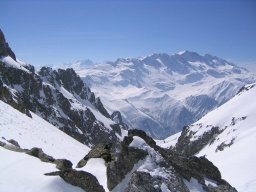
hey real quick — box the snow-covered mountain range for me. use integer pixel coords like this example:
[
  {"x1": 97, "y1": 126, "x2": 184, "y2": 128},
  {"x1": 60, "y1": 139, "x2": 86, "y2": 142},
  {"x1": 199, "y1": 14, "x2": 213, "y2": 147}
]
[
  {"x1": 0, "y1": 29, "x2": 240, "y2": 192},
  {"x1": 68, "y1": 51, "x2": 255, "y2": 139},
  {"x1": 157, "y1": 83, "x2": 256, "y2": 192}
]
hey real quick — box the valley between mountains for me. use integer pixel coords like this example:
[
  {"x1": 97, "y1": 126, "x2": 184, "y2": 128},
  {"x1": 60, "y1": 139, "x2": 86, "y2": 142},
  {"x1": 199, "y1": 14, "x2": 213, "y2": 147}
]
[{"x1": 0, "y1": 29, "x2": 256, "y2": 192}]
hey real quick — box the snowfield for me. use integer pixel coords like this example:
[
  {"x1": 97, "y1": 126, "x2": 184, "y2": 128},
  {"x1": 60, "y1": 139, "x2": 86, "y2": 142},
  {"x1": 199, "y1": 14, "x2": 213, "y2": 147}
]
[
  {"x1": 0, "y1": 147, "x2": 84, "y2": 192},
  {"x1": 0, "y1": 100, "x2": 109, "y2": 192},
  {"x1": 0, "y1": 100, "x2": 90, "y2": 164}
]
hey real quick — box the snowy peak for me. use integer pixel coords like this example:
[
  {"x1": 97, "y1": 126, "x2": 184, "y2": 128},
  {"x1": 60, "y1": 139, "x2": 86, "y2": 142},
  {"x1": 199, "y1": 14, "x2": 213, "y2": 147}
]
[
  {"x1": 0, "y1": 29, "x2": 34, "y2": 72},
  {"x1": 74, "y1": 51, "x2": 255, "y2": 139},
  {"x1": 111, "y1": 51, "x2": 242, "y2": 75}
]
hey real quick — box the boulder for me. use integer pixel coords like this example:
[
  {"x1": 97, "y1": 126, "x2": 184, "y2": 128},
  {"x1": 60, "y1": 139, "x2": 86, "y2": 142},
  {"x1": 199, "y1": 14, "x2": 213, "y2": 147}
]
[
  {"x1": 54, "y1": 159, "x2": 73, "y2": 170},
  {"x1": 45, "y1": 169, "x2": 105, "y2": 192},
  {"x1": 76, "y1": 143, "x2": 112, "y2": 168},
  {"x1": 26, "y1": 147, "x2": 55, "y2": 162}
]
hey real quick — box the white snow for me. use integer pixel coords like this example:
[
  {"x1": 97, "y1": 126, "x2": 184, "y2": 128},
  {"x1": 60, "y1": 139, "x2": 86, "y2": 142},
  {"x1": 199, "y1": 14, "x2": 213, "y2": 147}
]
[
  {"x1": 72, "y1": 52, "x2": 255, "y2": 139},
  {"x1": 129, "y1": 136, "x2": 147, "y2": 148},
  {"x1": 155, "y1": 132, "x2": 181, "y2": 148},
  {"x1": 0, "y1": 147, "x2": 83, "y2": 192},
  {"x1": 129, "y1": 136, "x2": 173, "y2": 183},
  {"x1": 0, "y1": 100, "x2": 90, "y2": 164},
  {"x1": 79, "y1": 158, "x2": 108, "y2": 192},
  {"x1": 0, "y1": 56, "x2": 30, "y2": 72},
  {"x1": 204, "y1": 178, "x2": 218, "y2": 187},
  {"x1": 160, "y1": 183, "x2": 171, "y2": 192},
  {"x1": 161, "y1": 83, "x2": 256, "y2": 192},
  {"x1": 183, "y1": 178, "x2": 205, "y2": 192}
]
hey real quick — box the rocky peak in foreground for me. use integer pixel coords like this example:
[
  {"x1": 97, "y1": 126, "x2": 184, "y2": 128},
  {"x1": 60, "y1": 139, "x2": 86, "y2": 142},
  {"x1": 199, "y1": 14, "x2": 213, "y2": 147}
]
[{"x1": 47, "y1": 129, "x2": 237, "y2": 192}]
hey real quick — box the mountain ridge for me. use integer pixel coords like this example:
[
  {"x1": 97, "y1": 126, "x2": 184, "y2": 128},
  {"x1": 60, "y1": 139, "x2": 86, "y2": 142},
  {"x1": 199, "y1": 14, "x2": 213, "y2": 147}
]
[{"x1": 67, "y1": 51, "x2": 255, "y2": 139}]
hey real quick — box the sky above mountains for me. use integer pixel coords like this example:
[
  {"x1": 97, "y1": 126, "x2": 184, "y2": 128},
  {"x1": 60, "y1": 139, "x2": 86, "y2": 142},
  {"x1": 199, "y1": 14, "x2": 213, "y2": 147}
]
[{"x1": 0, "y1": 0, "x2": 255, "y2": 71}]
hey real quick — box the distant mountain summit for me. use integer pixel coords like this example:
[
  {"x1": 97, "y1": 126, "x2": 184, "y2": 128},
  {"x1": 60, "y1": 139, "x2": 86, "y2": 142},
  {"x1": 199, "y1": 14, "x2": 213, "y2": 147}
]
[{"x1": 70, "y1": 51, "x2": 255, "y2": 139}]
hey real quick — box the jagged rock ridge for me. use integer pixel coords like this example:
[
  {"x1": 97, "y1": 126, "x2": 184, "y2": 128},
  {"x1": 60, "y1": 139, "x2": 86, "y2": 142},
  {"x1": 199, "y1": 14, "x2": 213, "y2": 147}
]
[{"x1": 0, "y1": 29, "x2": 125, "y2": 147}]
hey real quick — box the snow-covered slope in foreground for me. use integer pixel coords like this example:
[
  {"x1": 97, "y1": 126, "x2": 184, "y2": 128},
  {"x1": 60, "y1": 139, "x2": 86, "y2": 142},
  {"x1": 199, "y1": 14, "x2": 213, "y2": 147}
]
[
  {"x1": 196, "y1": 84, "x2": 256, "y2": 192},
  {"x1": 160, "y1": 84, "x2": 256, "y2": 191},
  {"x1": 0, "y1": 147, "x2": 84, "y2": 192},
  {"x1": 0, "y1": 100, "x2": 109, "y2": 191},
  {"x1": 0, "y1": 100, "x2": 90, "y2": 163}
]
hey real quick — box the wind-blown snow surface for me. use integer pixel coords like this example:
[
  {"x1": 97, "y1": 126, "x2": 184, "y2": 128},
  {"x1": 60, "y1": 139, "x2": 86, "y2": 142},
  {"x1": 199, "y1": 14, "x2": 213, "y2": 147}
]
[
  {"x1": 159, "y1": 84, "x2": 256, "y2": 192},
  {"x1": 0, "y1": 100, "x2": 108, "y2": 191},
  {"x1": 71, "y1": 51, "x2": 255, "y2": 138},
  {"x1": 0, "y1": 100, "x2": 89, "y2": 163},
  {"x1": 0, "y1": 148, "x2": 84, "y2": 192}
]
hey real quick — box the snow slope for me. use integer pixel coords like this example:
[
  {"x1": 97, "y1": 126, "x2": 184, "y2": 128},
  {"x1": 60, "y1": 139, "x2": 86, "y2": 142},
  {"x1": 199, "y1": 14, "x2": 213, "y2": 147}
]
[
  {"x1": 159, "y1": 84, "x2": 256, "y2": 191},
  {"x1": 0, "y1": 55, "x2": 30, "y2": 72},
  {"x1": 71, "y1": 51, "x2": 255, "y2": 138},
  {"x1": 0, "y1": 100, "x2": 90, "y2": 163},
  {"x1": 0, "y1": 100, "x2": 109, "y2": 191},
  {"x1": 0, "y1": 147, "x2": 83, "y2": 192}
]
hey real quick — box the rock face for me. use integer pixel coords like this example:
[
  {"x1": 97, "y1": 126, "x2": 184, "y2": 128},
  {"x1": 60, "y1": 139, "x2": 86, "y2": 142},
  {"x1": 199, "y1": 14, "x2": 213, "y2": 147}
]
[
  {"x1": 173, "y1": 125, "x2": 222, "y2": 157},
  {"x1": 0, "y1": 29, "x2": 16, "y2": 60},
  {"x1": 106, "y1": 129, "x2": 237, "y2": 192},
  {"x1": 107, "y1": 143, "x2": 148, "y2": 190},
  {"x1": 0, "y1": 63, "x2": 122, "y2": 146},
  {"x1": 111, "y1": 111, "x2": 129, "y2": 130},
  {"x1": 0, "y1": 29, "x2": 126, "y2": 146}
]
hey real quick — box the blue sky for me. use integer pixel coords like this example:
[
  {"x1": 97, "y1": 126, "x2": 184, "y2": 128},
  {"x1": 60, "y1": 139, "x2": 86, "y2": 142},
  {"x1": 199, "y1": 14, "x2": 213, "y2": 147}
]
[{"x1": 0, "y1": 0, "x2": 256, "y2": 70}]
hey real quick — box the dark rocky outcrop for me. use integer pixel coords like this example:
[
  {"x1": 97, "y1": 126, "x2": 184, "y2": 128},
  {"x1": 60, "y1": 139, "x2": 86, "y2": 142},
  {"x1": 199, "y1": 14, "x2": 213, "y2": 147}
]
[
  {"x1": 126, "y1": 171, "x2": 189, "y2": 192},
  {"x1": 111, "y1": 111, "x2": 129, "y2": 130},
  {"x1": 126, "y1": 172, "x2": 162, "y2": 192},
  {"x1": 128, "y1": 129, "x2": 156, "y2": 148},
  {"x1": 45, "y1": 170, "x2": 105, "y2": 192},
  {"x1": 7, "y1": 139, "x2": 20, "y2": 147},
  {"x1": 123, "y1": 129, "x2": 237, "y2": 192},
  {"x1": 3, "y1": 140, "x2": 25, "y2": 153},
  {"x1": 26, "y1": 147, "x2": 55, "y2": 162},
  {"x1": 0, "y1": 29, "x2": 16, "y2": 60},
  {"x1": 0, "y1": 140, "x2": 5, "y2": 147},
  {"x1": 215, "y1": 138, "x2": 235, "y2": 152},
  {"x1": 174, "y1": 125, "x2": 221, "y2": 157},
  {"x1": 76, "y1": 143, "x2": 112, "y2": 168},
  {"x1": 106, "y1": 137, "x2": 148, "y2": 190},
  {"x1": 54, "y1": 159, "x2": 73, "y2": 170}
]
